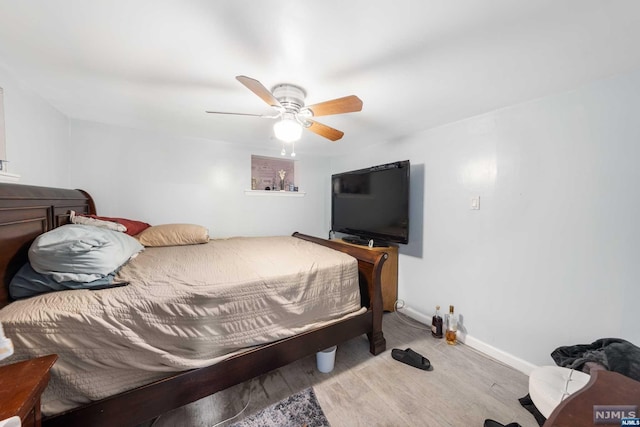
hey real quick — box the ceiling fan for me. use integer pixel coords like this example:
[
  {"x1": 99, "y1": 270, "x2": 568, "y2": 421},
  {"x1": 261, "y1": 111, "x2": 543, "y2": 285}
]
[{"x1": 206, "y1": 76, "x2": 363, "y2": 142}]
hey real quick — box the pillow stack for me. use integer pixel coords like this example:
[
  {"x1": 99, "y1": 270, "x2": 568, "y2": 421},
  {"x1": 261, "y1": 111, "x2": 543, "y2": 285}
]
[
  {"x1": 29, "y1": 224, "x2": 144, "y2": 283},
  {"x1": 10, "y1": 224, "x2": 143, "y2": 299},
  {"x1": 9, "y1": 211, "x2": 210, "y2": 299}
]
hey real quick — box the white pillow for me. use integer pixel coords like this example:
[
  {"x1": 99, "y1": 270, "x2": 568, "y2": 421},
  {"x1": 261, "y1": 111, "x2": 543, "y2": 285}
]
[
  {"x1": 29, "y1": 224, "x2": 144, "y2": 283},
  {"x1": 69, "y1": 210, "x2": 127, "y2": 232}
]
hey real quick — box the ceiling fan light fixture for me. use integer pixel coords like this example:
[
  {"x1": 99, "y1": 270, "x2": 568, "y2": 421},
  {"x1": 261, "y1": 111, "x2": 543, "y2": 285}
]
[
  {"x1": 208, "y1": 76, "x2": 361, "y2": 145},
  {"x1": 273, "y1": 118, "x2": 302, "y2": 142}
]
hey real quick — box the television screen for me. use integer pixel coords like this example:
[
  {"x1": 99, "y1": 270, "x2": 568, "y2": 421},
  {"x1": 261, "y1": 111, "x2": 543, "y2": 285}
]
[{"x1": 331, "y1": 160, "x2": 409, "y2": 245}]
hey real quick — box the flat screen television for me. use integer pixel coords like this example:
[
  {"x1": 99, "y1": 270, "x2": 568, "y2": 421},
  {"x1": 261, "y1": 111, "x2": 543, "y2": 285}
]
[{"x1": 331, "y1": 160, "x2": 410, "y2": 246}]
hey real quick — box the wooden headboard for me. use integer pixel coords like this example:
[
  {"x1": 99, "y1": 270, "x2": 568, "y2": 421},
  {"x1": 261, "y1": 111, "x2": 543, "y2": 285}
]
[{"x1": 0, "y1": 183, "x2": 95, "y2": 308}]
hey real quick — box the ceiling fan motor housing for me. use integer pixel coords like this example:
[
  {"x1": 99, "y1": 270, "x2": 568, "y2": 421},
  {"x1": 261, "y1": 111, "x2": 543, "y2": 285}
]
[{"x1": 272, "y1": 84, "x2": 306, "y2": 113}]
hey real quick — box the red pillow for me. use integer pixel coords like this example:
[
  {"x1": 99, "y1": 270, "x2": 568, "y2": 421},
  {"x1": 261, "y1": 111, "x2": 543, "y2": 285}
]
[{"x1": 83, "y1": 214, "x2": 151, "y2": 236}]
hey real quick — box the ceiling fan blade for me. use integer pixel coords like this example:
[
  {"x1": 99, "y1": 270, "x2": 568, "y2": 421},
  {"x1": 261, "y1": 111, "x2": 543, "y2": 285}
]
[
  {"x1": 304, "y1": 95, "x2": 363, "y2": 117},
  {"x1": 205, "y1": 111, "x2": 278, "y2": 118},
  {"x1": 236, "y1": 75, "x2": 282, "y2": 108},
  {"x1": 306, "y1": 120, "x2": 344, "y2": 142}
]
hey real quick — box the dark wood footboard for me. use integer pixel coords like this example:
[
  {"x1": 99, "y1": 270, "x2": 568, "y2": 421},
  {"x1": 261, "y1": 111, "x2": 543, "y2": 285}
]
[
  {"x1": 0, "y1": 183, "x2": 387, "y2": 427},
  {"x1": 292, "y1": 232, "x2": 387, "y2": 355}
]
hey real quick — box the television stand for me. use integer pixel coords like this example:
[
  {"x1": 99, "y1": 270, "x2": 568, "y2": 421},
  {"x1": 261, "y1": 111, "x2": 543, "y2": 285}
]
[{"x1": 342, "y1": 236, "x2": 389, "y2": 248}]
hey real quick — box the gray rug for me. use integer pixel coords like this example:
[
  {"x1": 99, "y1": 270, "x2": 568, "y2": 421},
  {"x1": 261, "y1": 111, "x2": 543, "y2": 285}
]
[{"x1": 229, "y1": 387, "x2": 330, "y2": 427}]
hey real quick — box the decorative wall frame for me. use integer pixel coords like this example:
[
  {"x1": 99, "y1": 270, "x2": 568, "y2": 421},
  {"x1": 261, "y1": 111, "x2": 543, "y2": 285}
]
[
  {"x1": 0, "y1": 87, "x2": 19, "y2": 182},
  {"x1": 250, "y1": 155, "x2": 296, "y2": 191},
  {"x1": 0, "y1": 87, "x2": 6, "y2": 172}
]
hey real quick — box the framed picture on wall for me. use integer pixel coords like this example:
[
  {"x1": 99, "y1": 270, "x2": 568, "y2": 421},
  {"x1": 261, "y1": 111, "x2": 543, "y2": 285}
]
[{"x1": 0, "y1": 87, "x2": 6, "y2": 171}]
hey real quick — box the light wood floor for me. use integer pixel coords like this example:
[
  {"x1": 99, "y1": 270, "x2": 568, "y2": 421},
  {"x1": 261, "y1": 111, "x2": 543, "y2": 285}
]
[{"x1": 153, "y1": 312, "x2": 539, "y2": 427}]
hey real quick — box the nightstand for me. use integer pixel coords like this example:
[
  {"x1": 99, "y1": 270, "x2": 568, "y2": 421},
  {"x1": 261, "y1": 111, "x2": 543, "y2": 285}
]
[{"x1": 0, "y1": 354, "x2": 57, "y2": 427}]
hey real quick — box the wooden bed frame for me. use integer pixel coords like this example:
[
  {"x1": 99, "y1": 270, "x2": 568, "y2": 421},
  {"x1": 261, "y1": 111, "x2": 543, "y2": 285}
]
[{"x1": 0, "y1": 182, "x2": 387, "y2": 427}]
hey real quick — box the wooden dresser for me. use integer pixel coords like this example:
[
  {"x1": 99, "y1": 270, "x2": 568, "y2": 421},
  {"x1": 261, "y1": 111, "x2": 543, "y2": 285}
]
[
  {"x1": 332, "y1": 239, "x2": 399, "y2": 312},
  {"x1": 0, "y1": 354, "x2": 57, "y2": 427}
]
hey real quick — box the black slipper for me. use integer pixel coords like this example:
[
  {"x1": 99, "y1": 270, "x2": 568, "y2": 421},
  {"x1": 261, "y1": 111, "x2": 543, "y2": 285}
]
[
  {"x1": 484, "y1": 420, "x2": 522, "y2": 427},
  {"x1": 391, "y1": 348, "x2": 432, "y2": 370}
]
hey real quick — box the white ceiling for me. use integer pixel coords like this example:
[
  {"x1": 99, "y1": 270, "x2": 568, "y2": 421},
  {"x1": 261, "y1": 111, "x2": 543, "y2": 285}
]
[{"x1": 1, "y1": 1, "x2": 639, "y2": 156}]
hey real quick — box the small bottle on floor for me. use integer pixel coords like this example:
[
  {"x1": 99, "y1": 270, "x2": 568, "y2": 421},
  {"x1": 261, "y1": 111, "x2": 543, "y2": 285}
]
[
  {"x1": 431, "y1": 305, "x2": 443, "y2": 338},
  {"x1": 446, "y1": 305, "x2": 457, "y2": 345}
]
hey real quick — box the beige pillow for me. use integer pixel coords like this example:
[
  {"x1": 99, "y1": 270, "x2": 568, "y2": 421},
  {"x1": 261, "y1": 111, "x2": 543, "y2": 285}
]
[{"x1": 136, "y1": 224, "x2": 209, "y2": 247}]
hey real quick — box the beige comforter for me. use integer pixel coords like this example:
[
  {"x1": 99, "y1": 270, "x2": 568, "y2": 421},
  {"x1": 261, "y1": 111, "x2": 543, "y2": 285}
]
[{"x1": 0, "y1": 236, "x2": 361, "y2": 415}]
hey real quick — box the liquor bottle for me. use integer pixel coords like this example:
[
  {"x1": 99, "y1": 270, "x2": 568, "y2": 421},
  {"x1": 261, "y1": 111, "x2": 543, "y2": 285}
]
[
  {"x1": 431, "y1": 305, "x2": 443, "y2": 338},
  {"x1": 445, "y1": 305, "x2": 457, "y2": 345}
]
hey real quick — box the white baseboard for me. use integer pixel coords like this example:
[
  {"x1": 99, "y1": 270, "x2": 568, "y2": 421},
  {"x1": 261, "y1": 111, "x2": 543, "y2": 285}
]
[
  {"x1": 399, "y1": 306, "x2": 538, "y2": 376},
  {"x1": 0, "y1": 171, "x2": 20, "y2": 183},
  {"x1": 463, "y1": 334, "x2": 538, "y2": 375},
  {"x1": 401, "y1": 305, "x2": 431, "y2": 325}
]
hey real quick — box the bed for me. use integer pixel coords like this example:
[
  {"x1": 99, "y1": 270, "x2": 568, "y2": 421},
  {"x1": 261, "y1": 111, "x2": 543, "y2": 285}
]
[{"x1": 0, "y1": 182, "x2": 387, "y2": 427}]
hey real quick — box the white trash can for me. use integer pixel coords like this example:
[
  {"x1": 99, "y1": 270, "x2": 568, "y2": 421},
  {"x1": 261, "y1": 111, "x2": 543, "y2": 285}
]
[{"x1": 316, "y1": 346, "x2": 337, "y2": 373}]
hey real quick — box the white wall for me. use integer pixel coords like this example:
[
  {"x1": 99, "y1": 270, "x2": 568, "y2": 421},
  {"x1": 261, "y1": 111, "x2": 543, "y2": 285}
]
[
  {"x1": 331, "y1": 70, "x2": 640, "y2": 370},
  {"x1": 0, "y1": 63, "x2": 70, "y2": 186},
  {"x1": 68, "y1": 120, "x2": 329, "y2": 239}
]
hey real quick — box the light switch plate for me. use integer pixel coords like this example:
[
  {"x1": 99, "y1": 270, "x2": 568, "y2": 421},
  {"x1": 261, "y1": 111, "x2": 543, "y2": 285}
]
[{"x1": 470, "y1": 196, "x2": 480, "y2": 210}]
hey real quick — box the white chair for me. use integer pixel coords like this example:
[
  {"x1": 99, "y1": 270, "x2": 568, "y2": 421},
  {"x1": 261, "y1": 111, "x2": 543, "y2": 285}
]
[{"x1": 528, "y1": 366, "x2": 591, "y2": 418}]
